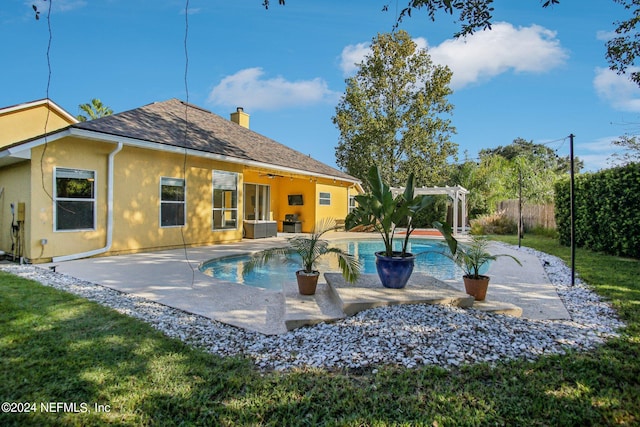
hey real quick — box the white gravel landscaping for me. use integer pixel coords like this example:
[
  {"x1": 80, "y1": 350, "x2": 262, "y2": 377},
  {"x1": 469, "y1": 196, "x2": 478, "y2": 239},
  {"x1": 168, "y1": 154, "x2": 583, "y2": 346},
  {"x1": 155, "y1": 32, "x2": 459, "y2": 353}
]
[{"x1": 1, "y1": 244, "x2": 625, "y2": 372}]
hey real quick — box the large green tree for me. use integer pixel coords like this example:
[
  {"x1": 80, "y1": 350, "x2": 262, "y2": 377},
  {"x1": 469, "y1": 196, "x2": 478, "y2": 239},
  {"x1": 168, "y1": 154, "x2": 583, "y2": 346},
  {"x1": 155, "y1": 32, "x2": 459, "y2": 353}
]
[
  {"x1": 479, "y1": 137, "x2": 583, "y2": 175},
  {"x1": 482, "y1": 138, "x2": 579, "y2": 205},
  {"x1": 332, "y1": 30, "x2": 457, "y2": 188},
  {"x1": 451, "y1": 138, "x2": 580, "y2": 217},
  {"x1": 76, "y1": 98, "x2": 113, "y2": 122}
]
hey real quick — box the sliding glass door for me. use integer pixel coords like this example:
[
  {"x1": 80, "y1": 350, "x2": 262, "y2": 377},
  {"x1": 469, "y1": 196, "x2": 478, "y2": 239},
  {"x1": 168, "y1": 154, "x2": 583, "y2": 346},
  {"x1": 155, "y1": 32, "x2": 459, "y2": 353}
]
[{"x1": 244, "y1": 184, "x2": 270, "y2": 221}]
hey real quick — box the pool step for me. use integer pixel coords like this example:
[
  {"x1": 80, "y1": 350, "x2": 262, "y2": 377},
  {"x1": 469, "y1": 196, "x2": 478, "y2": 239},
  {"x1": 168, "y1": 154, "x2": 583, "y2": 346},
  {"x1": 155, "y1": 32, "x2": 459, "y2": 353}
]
[
  {"x1": 284, "y1": 273, "x2": 524, "y2": 331},
  {"x1": 325, "y1": 273, "x2": 475, "y2": 316},
  {"x1": 283, "y1": 281, "x2": 346, "y2": 331}
]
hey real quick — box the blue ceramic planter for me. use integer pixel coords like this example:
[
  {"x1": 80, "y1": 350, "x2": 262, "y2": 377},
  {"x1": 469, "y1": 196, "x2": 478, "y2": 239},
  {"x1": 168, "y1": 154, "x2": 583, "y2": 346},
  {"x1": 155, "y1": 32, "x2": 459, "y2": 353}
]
[{"x1": 375, "y1": 251, "x2": 415, "y2": 289}]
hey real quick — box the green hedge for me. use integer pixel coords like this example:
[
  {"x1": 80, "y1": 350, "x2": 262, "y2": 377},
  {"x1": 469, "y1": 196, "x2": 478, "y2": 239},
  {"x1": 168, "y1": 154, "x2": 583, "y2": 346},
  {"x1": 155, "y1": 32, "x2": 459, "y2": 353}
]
[{"x1": 555, "y1": 163, "x2": 640, "y2": 258}]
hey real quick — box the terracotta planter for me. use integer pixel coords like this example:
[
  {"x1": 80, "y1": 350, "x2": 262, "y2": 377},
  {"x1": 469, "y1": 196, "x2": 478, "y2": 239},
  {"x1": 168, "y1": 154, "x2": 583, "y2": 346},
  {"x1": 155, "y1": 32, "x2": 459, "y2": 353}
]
[
  {"x1": 463, "y1": 275, "x2": 490, "y2": 301},
  {"x1": 296, "y1": 270, "x2": 320, "y2": 295},
  {"x1": 374, "y1": 251, "x2": 415, "y2": 289}
]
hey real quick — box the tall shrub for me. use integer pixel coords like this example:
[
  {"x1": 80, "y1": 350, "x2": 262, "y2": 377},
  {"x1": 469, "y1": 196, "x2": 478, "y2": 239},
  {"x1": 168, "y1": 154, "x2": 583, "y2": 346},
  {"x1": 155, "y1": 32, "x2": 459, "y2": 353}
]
[{"x1": 555, "y1": 163, "x2": 640, "y2": 258}]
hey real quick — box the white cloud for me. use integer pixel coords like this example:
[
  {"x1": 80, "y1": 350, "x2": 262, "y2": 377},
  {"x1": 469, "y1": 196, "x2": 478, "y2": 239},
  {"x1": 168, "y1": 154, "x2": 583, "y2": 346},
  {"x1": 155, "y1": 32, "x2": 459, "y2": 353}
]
[
  {"x1": 594, "y1": 67, "x2": 640, "y2": 112},
  {"x1": 430, "y1": 22, "x2": 568, "y2": 89},
  {"x1": 207, "y1": 68, "x2": 340, "y2": 111},
  {"x1": 596, "y1": 30, "x2": 617, "y2": 41},
  {"x1": 339, "y1": 22, "x2": 568, "y2": 89},
  {"x1": 339, "y1": 42, "x2": 370, "y2": 76},
  {"x1": 578, "y1": 136, "x2": 630, "y2": 171}
]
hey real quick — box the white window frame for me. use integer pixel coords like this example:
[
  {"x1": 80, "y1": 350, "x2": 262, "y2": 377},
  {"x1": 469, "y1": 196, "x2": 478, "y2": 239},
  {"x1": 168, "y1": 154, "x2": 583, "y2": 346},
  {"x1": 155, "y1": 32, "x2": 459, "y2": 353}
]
[
  {"x1": 348, "y1": 195, "x2": 356, "y2": 213},
  {"x1": 53, "y1": 167, "x2": 97, "y2": 232},
  {"x1": 319, "y1": 191, "x2": 331, "y2": 206},
  {"x1": 212, "y1": 170, "x2": 239, "y2": 230},
  {"x1": 160, "y1": 177, "x2": 186, "y2": 228}
]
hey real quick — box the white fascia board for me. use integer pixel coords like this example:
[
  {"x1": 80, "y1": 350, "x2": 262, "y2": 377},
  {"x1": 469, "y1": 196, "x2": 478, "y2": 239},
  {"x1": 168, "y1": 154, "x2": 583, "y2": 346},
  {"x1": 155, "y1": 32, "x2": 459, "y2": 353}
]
[
  {"x1": 69, "y1": 128, "x2": 360, "y2": 185},
  {"x1": 2, "y1": 129, "x2": 72, "y2": 160},
  {"x1": 0, "y1": 99, "x2": 78, "y2": 124}
]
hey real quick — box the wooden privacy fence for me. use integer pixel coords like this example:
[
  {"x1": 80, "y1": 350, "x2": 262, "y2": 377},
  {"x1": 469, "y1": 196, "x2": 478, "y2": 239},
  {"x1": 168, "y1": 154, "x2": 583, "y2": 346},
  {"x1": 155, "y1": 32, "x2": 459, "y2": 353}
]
[{"x1": 497, "y1": 199, "x2": 556, "y2": 230}]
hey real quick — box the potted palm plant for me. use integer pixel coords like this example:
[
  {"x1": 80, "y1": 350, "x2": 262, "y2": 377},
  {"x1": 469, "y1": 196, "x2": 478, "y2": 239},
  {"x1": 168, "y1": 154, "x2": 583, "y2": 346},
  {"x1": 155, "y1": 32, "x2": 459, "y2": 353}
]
[
  {"x1": 345, "y1": 166, "x2": 432, "y2": 289},
  {"x1": 242, "y1": 218, "x2": 360, "y2": 295},
  {"x1": 433, "y1": 221, "x2": 522, "y2": 301}
]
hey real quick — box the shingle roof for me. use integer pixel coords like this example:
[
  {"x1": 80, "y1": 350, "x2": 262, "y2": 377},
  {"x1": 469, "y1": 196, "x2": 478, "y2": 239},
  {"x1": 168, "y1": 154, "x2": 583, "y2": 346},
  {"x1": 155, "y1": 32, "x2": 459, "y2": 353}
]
[{"x1": 73, "y1": 98, "x2": 356, "y2": 181}]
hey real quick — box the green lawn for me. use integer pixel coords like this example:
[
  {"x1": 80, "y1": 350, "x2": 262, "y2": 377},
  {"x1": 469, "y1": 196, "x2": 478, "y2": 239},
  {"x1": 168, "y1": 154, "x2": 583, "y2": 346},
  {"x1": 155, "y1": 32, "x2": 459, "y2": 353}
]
[{"x1": 1, "y1": 236, "x2": 639, "y2": 426}]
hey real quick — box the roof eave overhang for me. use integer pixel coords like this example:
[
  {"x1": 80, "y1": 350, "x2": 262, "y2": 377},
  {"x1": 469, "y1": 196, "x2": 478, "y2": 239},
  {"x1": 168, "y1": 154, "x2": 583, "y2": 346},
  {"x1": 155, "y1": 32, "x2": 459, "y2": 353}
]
[
  {"x1": 0, "y1": 99, "x2": 78, "y2": 124},
  {"x1": 7, "y1": 127, "x2": 360, "y2": 185}
]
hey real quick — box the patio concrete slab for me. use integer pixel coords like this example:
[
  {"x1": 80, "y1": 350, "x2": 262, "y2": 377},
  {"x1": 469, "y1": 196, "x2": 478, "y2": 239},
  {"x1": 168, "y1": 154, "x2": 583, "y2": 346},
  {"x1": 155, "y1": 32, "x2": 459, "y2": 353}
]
[
  {"x1": 482, "y1": 243, "x2": 569, "y2": 320},
  {"x1": 45, "y1": 238, "x2": 292, "y2": 335},
  {"x1": 40, "y1": 233, "x2": 571, "y2": 335}
]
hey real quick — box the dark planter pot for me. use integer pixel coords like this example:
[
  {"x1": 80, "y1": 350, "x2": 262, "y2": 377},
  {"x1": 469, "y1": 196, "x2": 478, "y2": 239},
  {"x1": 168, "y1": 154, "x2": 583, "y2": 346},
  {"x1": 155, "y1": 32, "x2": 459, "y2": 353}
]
[
  {"x1": 375, "y1": 251, "x2": 415, "y2": 289},
  {"x1": 463, "y1": 275, "x2": 490, "y2": 301},
  {"x1": 296, "y1": 270, "x2": 320, "y2": 295}
]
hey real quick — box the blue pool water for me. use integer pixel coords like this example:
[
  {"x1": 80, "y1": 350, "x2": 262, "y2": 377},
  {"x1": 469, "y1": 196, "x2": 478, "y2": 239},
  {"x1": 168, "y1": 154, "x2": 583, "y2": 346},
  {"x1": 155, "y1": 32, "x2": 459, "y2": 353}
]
[{"x1": 199, "y1": 239, "x2": 487, "y2": 291}]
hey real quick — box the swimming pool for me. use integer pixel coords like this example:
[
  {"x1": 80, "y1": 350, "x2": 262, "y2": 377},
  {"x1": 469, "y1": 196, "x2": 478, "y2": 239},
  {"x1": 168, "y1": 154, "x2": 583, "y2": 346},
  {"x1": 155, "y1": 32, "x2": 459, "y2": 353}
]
[{"x1": 199, "y1": 239, "x2": 487, "y2": 291}]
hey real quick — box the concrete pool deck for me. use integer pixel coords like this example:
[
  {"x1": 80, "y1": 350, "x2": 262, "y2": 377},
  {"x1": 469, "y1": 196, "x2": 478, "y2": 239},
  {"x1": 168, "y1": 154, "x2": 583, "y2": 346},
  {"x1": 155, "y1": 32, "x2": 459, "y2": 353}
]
[{"x1": 41, "y1": 232, "x2": 571, "y2": 335}]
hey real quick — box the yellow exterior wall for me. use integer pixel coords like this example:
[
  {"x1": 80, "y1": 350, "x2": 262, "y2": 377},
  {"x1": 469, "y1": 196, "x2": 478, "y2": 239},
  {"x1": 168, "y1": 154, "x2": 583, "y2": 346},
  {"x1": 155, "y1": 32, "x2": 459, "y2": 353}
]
[
  {"x1": 9, "y1": 134, "x2": 357, "y2": 262},
  {"x1": 27, "y1": 137, "x2": 247, "y2": 262},
  {"x1": 0, "y1": 161, "x2": 31, "y2": 259},
  {"x1": 316, "y1": 182, "x2": 350, "y2": 227},
  {"x1": 273, "y1": 176, "x2": 316, "y2": 232},
  {"x1": 0, "y1": 102, "x2": 75, "y2": 149},
  {"x1": 29, "y1": 138, "x2": 113, "y2": 261},
  {"x1": 110, "y1": 145, "x2": 244, "y2": 254}
]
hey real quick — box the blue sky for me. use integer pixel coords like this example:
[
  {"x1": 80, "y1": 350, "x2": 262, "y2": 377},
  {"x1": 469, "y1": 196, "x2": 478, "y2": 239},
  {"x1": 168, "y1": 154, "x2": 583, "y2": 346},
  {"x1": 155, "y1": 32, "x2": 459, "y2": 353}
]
[{"x1": 2, "y1": 0, "x2": 639, "y2": 172}]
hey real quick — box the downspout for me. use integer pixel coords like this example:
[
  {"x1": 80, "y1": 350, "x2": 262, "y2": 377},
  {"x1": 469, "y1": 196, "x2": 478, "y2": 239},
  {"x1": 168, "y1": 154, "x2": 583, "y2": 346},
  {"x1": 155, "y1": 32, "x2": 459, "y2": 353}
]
[{"x1": 52, "y1": 142, "x2": 123, "y2": 262}]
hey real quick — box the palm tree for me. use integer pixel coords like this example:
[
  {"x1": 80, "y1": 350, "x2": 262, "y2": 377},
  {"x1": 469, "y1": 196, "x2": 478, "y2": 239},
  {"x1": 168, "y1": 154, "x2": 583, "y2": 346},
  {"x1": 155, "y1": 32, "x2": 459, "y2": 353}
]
[
  {"x1": 76, "y1": 98, "x2": 113, "y2": 122},
  {"x1": 243, "y1": 218, "x2": 360, "y2": 294}
]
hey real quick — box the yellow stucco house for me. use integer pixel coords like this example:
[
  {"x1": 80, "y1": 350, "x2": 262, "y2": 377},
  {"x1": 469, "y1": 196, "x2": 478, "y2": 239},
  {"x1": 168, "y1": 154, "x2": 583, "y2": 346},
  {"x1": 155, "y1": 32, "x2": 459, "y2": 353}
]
[{"x1": 0, "y1": 98, "x2": 361, "y2": 263}]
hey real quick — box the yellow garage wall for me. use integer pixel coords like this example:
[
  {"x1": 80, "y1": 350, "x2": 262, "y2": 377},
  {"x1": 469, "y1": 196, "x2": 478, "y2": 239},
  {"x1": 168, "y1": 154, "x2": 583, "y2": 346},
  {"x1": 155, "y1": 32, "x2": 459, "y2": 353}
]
[
  {"x1": 0, "y1": 161, "x2": 31, "y2": 258},
  {"x1": 0, "y1": 102, "x2": 75, "y2": 149}
]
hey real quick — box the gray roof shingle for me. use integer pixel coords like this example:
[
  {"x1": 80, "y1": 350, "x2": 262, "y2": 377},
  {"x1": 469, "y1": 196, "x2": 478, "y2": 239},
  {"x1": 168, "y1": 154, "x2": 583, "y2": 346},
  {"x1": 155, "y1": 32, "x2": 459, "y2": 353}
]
[{"x1": 73, "y1": 99, "x2": 356, "y2": 181}]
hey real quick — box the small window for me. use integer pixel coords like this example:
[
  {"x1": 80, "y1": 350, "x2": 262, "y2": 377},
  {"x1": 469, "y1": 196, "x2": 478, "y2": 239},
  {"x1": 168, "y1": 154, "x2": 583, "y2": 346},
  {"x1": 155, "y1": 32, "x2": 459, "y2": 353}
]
[
  {"x1": 54, "y1": 167, "x2": 96, "y2": 231},
  {"x1": 213, "y1": 171, "x2": 238, "y2": 230},
  {"x1": 319, "y1": 192, "x2": 331, "y2": 206},
  {"x1": 160, "y1": 177, "x2": 185, "y2": 227},
  {"x1": 348, "y1": 195, "x2": 356, "y2": 213}
]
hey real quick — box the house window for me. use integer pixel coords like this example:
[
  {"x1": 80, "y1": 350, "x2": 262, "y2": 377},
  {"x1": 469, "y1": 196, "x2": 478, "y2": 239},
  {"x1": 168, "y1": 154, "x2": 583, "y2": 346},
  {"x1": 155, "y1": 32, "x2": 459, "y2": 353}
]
[
  {"x1": 319, "y1": 192, "x2": 331, "y2": 206},
  {"x1": 160, "y1": 177, "x2": 185, "y2": 227},
  {"x1": 348, "y1": 195, "x2": 356, "y2": 213},
  {"x1": 54, "y1": 168, "x2": 96, "y2": 231},
  {"x1": 213, "y1": 171, "x2": 238, "y2": 230}
]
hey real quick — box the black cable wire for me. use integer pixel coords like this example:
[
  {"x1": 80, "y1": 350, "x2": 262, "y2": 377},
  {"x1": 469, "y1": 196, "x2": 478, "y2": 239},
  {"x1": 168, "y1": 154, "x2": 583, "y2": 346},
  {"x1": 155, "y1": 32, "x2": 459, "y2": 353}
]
[
  {"x1": 181, "y1": 0, "x2": 196, "y2": 285},
  {"x1": 40, "y1": 0, "x2": 54, "y2": 202}
]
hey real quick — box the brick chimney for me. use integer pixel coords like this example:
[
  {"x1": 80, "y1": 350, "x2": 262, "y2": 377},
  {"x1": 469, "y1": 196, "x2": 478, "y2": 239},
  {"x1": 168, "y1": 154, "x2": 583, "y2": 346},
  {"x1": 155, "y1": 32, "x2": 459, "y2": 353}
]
[{"x1": 230, "y1": 107, "x2": 249, "y2": 128}]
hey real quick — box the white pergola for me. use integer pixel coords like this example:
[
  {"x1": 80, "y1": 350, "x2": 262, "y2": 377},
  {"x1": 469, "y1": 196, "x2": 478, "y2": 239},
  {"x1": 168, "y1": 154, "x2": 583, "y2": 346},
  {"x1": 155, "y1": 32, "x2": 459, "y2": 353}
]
[{"x1": 391, "y1": 185, "x2": 470, "y2": 236}]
